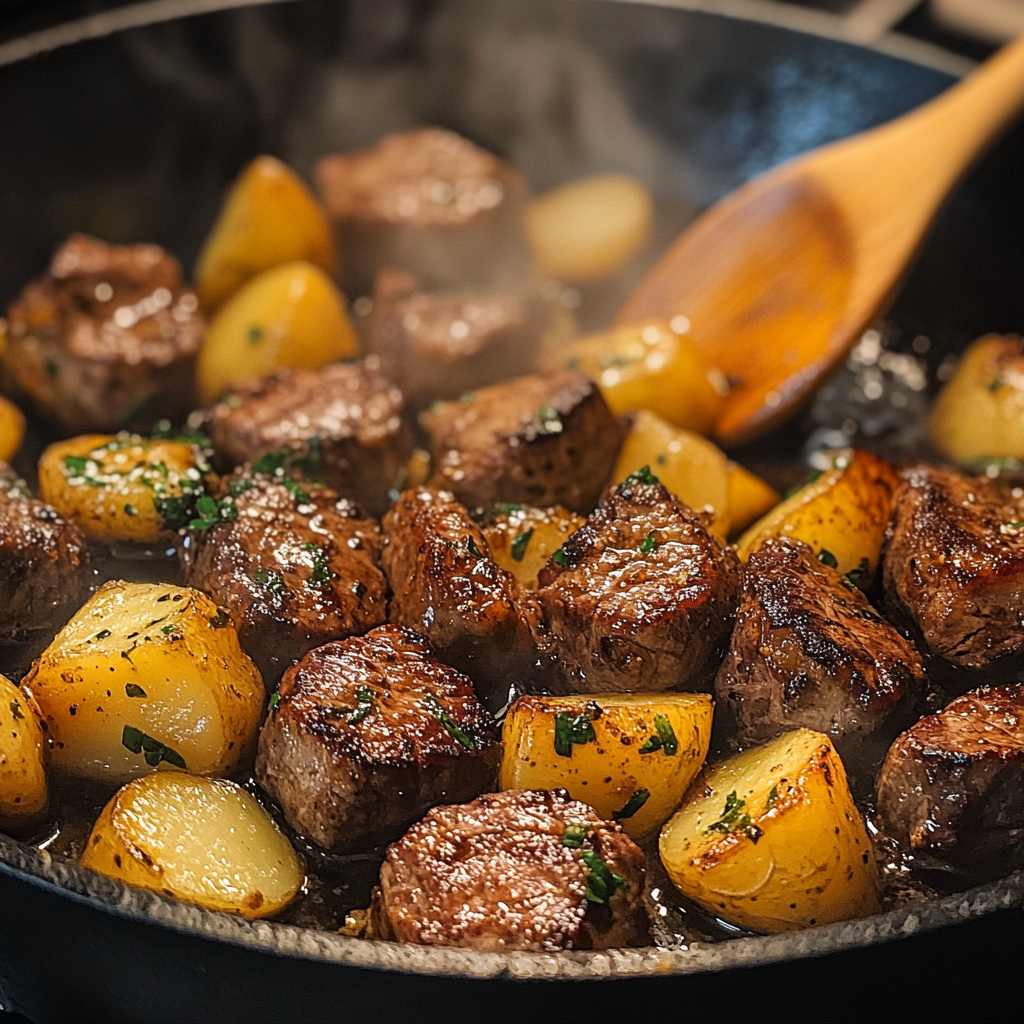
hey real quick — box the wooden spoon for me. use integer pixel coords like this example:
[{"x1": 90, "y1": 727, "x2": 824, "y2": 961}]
[{"x1": 618, "y1": 34, "x2": 1024, "y2": 447}]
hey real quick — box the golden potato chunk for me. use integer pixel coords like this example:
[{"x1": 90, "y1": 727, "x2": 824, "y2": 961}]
[
  {"x1": 23, "y1": 581, "x2": 264, "y2": 784},
  {"x1": 526, "y1": 174, "x2": 652, "y2": 281},
  {"x1": 478, "y1": 503, "x2": 586, "y2": 589},
  {"x1": 38, "y1": 433, "x2": 210, "y2": 544},
  {"x1": 81, "y1": 773, "x2": 303, "y2": 918},
  {"x1": 611, "y1": 410, "x2": 730, "y2": 537},
  {"x1": 552, "y1": 320, "x2": 725, "y2": 434},
  {"x1": 929, "y1": 334, "x2": 1024, "y2": 465},
  {"x1": 734, "y1": 448, "x2": 898, "y2": 585},
  {"x1": 196, "y1": 261, "x2": 359, "y2": 403},
  {"x1": 500, "y1": 692, "x2": 712, "y2": 840},
  {"x1": 660, "y1": 728, "x2": 879, "y2": 933},
  {"x1": 0, "y1": 396, "x2": 26, "y2": 463},
  {"x1": 726, "y1": 461, "x2": 780, "y2": 536},
  {"x1": 195, "y1": 155, "x2": 338, "y2": 312},
  {"x1": 0, "y1": 673, "x2": 48, "y2": 831}
]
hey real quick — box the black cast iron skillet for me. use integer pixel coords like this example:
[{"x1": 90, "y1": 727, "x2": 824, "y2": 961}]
[{"x1": 1, "y1": 1, "x2": 1023, "y2": 1021}]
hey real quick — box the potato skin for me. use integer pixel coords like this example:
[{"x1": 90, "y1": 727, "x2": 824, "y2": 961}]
[
  {"x1": 0, "y1": 674, "x2": 48, "y2": 830},
  {"x1": 500, "y1": 692, "x2": 712, "y2": 840},
  {"x1": 478, "y1": 503, "x2": 586, "y2": 590},
  {"x1": 38, "y1": 433, "x2": 208, "y2": 544},
  {"x1": 726, "y1": 461, "x2": 780, "y2": 537},
  {"x1": 81, "y1": 773, "x2": 303, "y2": 918},
  {"x1": 660, "y1": 728, "x2": 879, "y2": 933},
  {"x1": 735, "y1": 448, "x2": 898, "y2": 584},
  {"x1": 23, "y1": 581, "x2": 264, "y2": 784}
]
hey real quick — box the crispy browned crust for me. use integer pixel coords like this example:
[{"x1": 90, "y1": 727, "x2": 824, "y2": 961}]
[
  {"x1": 422, "y1": 371, "x2": 624, "y2": 515},
  {"x1": 182, "y1": 472, "x2": 388, "y2": 685},
  {"x1": 882, "y1": 465, "x2": 1024, "y2": 667},
  {"x1": 255, "y1": 625, "x2": 499, "y2": 851},
  {"x1": 537, "y1": 479, "x2": 741, "y2": 692},
  {"x1": 205, "y1": 359, "x2": 411, "y2": 518},
  {"x1": 381, "y1": 487, "x2": 550, "y2": 701},
  {"x1": 715, "y1": 538, "x2": 926, "y2": 760},
  {"x1": 876, "y1": 684, "x2": 1024, "y2": 878},
  {"x1": 0, "y1": 467, "x2": 91, "y2": 640},
  {"x1": 369, "y1": 789, "x2": 648, "y2": 951},
  {"x1": 3, "y1": 234, "x2": 203, "y2": 431}
]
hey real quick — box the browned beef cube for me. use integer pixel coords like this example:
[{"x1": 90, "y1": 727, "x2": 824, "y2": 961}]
[
  {"x1": 361, "y1": 268, "x2": 541, "y2": 408},
  {"x1": 0, "y1": 464, "x2": 91, "y2": 642},
  {"x1": 876, "y1": 684, "x2": 1024, "y2": 880},
  {"x1": 255, "y1": 625, "x2": 499, "y2": 852},
  {"x1": 315, "y1": 127, "x2": 530, "y2": 295},
  {"x1": 3, "y1": 234, "x2": 203, "y2": 432},
  {"x1": 714, "y1": 538, "x2": 926, "y2": 763},
  {"x1": 181, "y1": 471, "x2": 387, "y2": 686},
  {"x1": 537, "y1": 476, "x2": 741, "y2": 692},
  {"x1": 204, "y1": 359, "x2": 411, "y2": 517},
  {"x1": 883, "y1": 465, "x2": 1024, "y2": 668},
  {"x1": 381, "y1": 487, "x2": 549, "y2": 705},
  {"x1": 366, "y1": 789, "x2": 648, "y2": 950},
  {"x1": 422, "y1": 371, "x2": 624, "y2": 515}
]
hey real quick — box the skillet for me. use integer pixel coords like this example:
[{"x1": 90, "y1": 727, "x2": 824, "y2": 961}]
[{"x1": 1, "y1": 1, "x2": 1023, "y2": 1020}]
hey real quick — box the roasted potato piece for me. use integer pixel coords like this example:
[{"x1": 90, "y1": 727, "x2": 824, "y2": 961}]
[
  {"x1": 0, "y1": 674, "x2": 48, "y2": 830},
  {"x1": 23, "y1": 581, "x2": 264, "y2": 784},
  {"x1": 37, "y1": 433, "x2": 210, "y2": 544},
  {"x1": 526, "y1": 174, "x2": 653, "y2": 281},
  {"x1": 726, "y1": 461, "x2": 780, "y2": 536},
  {"x1": 735, "y1": 449, "x2": 898, "y2": 584},
  {"x1": 0, "y1": 396, "x2": 25, "y2": 463},
  {"x1": 196, "y1": 261, "x2": 359, "y2": 403},
  {"x1": 195, "y1": 155, "x2": 338, "y2": 312},
  {"x1": 81, "y1": 773, "x2": 303, "y2": 918},
  {"x1": 660, "y1": 728, "x2": 879, "y2": 933},
  {"x1": 500, "y1": 692, "x2": 713, "y2": 840},
  {"x1": 929, "y1": 334, "x2": 1024, "y2": 465},
  {"x1": 478, "y1": 503, "x2": 586, "y2": 589},
  {"x1": 611, "y1": 410, "x2": 730, "y2": 537},
  {"x1": 552, "y1": 320, "x2": 724, "y2": 434}
]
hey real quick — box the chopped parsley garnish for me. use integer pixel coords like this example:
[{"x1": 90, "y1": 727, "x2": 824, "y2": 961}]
[
  {"x1": 254, "y1": 567, "x2": 287, "y2": 594},
  {"x1": 423, "y1": 695, "x2": 475, "y2": 749},
  {"x1": 551, "y1": 547, "x2": 567, "y2": 567},
  {"x1": 464, "y1": 535, "x2": 484, "y2": 558},
  {"x1": 187, "y1": 494, "x2": 238, "y2": 531},
  {"x1": 511, "y1": 528, "x2": 534, "y2": 562},
  {"x1": 293, "y1": 436, "x2": 324, "y2": 483},
  {"x1": 124, "y1": 504, "x2": 138, "y2": 516},
  {"x1": 94, "y1": 629, "x2": 112, "y2": 640},
  {"x1": 269, "y1": 692, "x2": 281, "y2": 714},
  {"x1": 612, "y1": 789, "x2": 650, "y2": 821},
  {"x1": 460, "y1": 392, "x2": 475, "y2": 404},
  {"x1": 125, "y1": 684, "x2": 147, "y2": 698},
  {"x1": 491, "y1": 502, "x2": 522, "y2": 517},
  {"x1": 623, "y1": 465, "x2": 659, "y2": 487},
  {"x1": 252, "y1": 449, "x2": 290, "y2": 475},
  {"x1": 562, "y1": 824, "x2": 588, "y2": 848},
  {"x1": 62, "y1": 455, "x2": 105, "y2": 487},
  {"x1": 842, "y1": 557, "x2": 870, "y2": 589},
  {"x1": 121, "y1": 725, "x2": 187, "y2": 769},
  {"x1": 9, "y1": 700, "x2": 24, "y2": 720},
  {"x1": 160, "y1": 623, "x2": 176, "y2": 634},
  {"x1": 554, "y1": 709, "x2": 598, "y2": 757},
  {"x1": 580, "y1": 849, "x2": 626, "y2": 904},
  {"x1": 639, "y1": 714, "x2": 678, "y2": 756},
  {"x1": 706, "y1": 790, "x2": 760, "y2": 842},
  {"x1": 247, "y1": 324, "x2": 264, "y2": 345},
  {"x1": 302, "y1": 541, "x2": 334, "y2": 587},
  {"x1": 531, "y1": 405, "x2": 563, "y2": 436},
  {"x1": 989, "y1": 374, "x2": 1006, "y2": 393},
  {"x1": 818, "y1": 548, "x2": 839, "y2": 569},
  {"x1": 639, "y1": 530, "x2": 658, "y2": 555},
  {"x1": 208, "y1": 609, "x2": 230, "y2": 629},
  {"x1": 228, "y1": 477, "x2": 255, "y2": 498},
  {"x1": 767, "y1": 785, "x2": 779, "y2": 808},
  {"x1": 330, "y1": 686, "x2": 375, "y2": 725},
  {"x1": 283, "y1": 478, "x2": 311, "y2": 505}
]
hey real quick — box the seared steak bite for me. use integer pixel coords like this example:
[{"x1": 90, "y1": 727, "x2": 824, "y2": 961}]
[
  {"x1": 876, "y1": 684, "x2": 1024, "y2": 880},
  {"x1": 537, "y1": 476, "x2": 741, "y2": 692},
  {"x1": 3, "y1": 234, "x2": 203, "y2": 432},
  {"x1": 883, "y1": 465, "x2": 1024, "y2": 668},
  {"x1": 366, "y1": 789, "x2": 648, "y2": 950},
  {"x1": 255, "y1": 625, "x2": 499, "y2": 852},
  {"x1": 182, "y1": 471, "x2": 387, "y2": 685},
  {"x1": 0, "y1": 464, "x2": 91, "y2": 642},
  {"x1": 205, "y1": 359, "x2": 410, "y2": 517},
  {"x1": 422, "y1": 371, "x2": 624, "y2": 515},
  {"x1": 715, "y1": 538, "x2": 926, "y2": 762},
  {"x1": 381, "y1": 488, "x2": 549, "y2": 704},
  {"x1": 315, "y1": 127, "x2": 529, "y2": 294}
]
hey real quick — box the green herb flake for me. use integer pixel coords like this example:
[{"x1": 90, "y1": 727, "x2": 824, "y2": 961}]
[
  {"x1": 329, "y1": 686, "x2": 375, "y2": 725},
  {"x1": 464, "y1": 535, "x2": 484, "y2": 558},
  {"x1": 187, "y1": 494, "x2": 238, "y2": 531},
  {"x1": 554, "y1": 710, "x2": 598, "y2": 757},
  {"x1": 706, "y1": 790, "x2": 759, "y2": 842},
  {"x1": 269, "y1": 692, "x2": 281, "y2": 714},
  {"x1": 121, "y1": 725, "x2": 187, "y2": 769},
  {"x1": 511, "y1": 528, "x2": 534, "y2": 562},
  {"x1": 638, "y1": 735, "x2": 662, "y2": 755},
  {"x1": 247, "y1": 324, "x2": 264, "y2": 345},
  {"x1": 580, "y1": 849, "x2": 626, "y2": 904},
  {"x1": 94, "y1": 629, "x2": 112, "y2": 641},
  {"x1": 562, "y1": 824, "x2": 588, "y2": 848},
  {"x1": 228, "y1": 478, "x2": 255, "y2": 498},
  {"x1": 125, "y1": 684, "x2": 147, "y2": 698},
  {"x1": 208, "y1": 609, "x2": 230, "y2": 629},
  {"x1": 160, "y1": 623, "x2": 176, "y2": 635},
  {"x1": 460, "y1": 392, "x2": 476, "y2": 404},
  {"x1": 423, "y1": 695, "x2": 475, "y2": 749},
  {"x1": 551, "y1": 547, "x2": 567, "y2": 567},
  {"x1": 254, "y1": 567, "x2": 287, "y2": 594},
  {"x1": 252, "y1": 449, "x2": 290, "y2": 475},
  {"x1": 9, "y1": 700, "x2": 24, "y2": 720},
  {"x1": 989, "y1": 374, "x2": 1006, "y2": 393},
  {"x1": 767, "y1": 785, "x2": 779, "y2": 809},
  {"x1": 818, "y1": 549, "x2": 839, "y2": 569},
  {"x1": 612, "y1": 788, "x2": 650, "y2": 821},
  {"x1": 653, "y1": 714, "x2": 678, "y2": 756},
  {"x1": 640, "y1": 530, "x2": 658, "y2": 555},
  {"x1": 842, "y1": 557, "x2": 870, "y2": 589},
  {"x1": 533, "y1": 405, "x2": 563, "y2": 435},
  {"x1": 492, "y1": 503, "x2": 522, "y2": 517},
  {"x1": 283, "y1": 478, "x2": 311, "y2": 505},
  {"x1": 623, "y1": 465, "x2": 659, "y2": 487}
]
